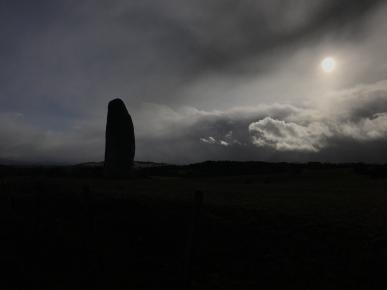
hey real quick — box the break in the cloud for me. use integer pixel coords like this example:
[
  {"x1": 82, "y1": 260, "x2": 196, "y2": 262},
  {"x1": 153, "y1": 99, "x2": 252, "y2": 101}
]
[{"x1": 0, "y1": 0, "x2": 387, "y2": 164}]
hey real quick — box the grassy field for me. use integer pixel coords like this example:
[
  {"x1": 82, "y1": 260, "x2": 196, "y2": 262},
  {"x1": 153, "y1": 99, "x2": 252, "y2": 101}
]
[{"x1": 1, "y1": 162, "x2": 387, "y2": 289}]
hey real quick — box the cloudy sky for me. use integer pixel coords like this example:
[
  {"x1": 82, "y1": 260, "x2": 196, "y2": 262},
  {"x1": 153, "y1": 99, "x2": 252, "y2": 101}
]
[{"x1": 1, "y1": 0, "x2": 387, "y2": 164}]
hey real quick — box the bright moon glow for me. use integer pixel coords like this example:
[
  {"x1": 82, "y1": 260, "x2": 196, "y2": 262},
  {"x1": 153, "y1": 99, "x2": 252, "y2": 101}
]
[{"x1": 321, "y1": 57, "x2": 336, "y2": 73}]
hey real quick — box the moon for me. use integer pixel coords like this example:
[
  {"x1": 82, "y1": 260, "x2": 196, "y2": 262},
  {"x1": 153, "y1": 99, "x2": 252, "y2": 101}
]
[{"x1": 321, "y1": 57, "x2": 336, "y2": 73}]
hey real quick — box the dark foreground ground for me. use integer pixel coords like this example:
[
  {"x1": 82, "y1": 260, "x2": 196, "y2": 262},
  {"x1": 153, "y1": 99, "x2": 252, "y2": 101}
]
[{"x1": 1, "y1": 161, "x2": 387, "y2": 290}]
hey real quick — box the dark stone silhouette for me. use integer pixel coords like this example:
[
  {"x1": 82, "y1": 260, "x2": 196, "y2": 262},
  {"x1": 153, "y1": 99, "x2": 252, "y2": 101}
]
[{"x1": 104, "y1": 98, "x2": 135, "y2": 176}]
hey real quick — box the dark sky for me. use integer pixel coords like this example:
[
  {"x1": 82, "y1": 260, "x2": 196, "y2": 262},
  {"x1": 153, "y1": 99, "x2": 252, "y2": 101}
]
[{"x1": 1, "y1": 0, "x2": 387, "y2": 164}]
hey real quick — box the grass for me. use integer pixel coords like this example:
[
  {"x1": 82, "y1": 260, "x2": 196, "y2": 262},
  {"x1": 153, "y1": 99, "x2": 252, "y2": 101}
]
[{"x1": 0, "y1": 163, "x2": 387, "y2": 289}]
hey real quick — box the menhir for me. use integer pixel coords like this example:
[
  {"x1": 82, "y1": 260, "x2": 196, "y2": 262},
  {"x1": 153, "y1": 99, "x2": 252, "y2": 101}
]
[{"x1": 104, "y1": 98, "x2": 135, "y2": 176}]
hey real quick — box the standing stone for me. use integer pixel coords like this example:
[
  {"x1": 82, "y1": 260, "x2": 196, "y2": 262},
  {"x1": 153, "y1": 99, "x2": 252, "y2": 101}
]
[{"x1": 104, "y1": 98, "x2": 135, "y2": 177}]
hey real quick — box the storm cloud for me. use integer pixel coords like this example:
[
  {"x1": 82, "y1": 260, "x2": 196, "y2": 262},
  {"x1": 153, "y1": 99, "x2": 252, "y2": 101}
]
[{"x1": 0, "y1": 0, "x2": 387, "y2": 164}]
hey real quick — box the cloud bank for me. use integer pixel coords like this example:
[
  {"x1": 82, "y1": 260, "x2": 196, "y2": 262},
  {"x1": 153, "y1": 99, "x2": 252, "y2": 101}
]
[
  {"x1": 138, "y1": 80, "x2": 387, "y2": 163},
  {"x1": 1, "y1": 81, "x2": 387, "y2": 164}
]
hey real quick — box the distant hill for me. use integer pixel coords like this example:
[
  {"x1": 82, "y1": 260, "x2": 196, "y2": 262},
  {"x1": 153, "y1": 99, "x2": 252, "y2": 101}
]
[
  {"x1": 0, "y1": 160, "x2": 386, "y2": 179},
  {"x1": 74, "y1": 161, "x2": 168, "y2": 168}
]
